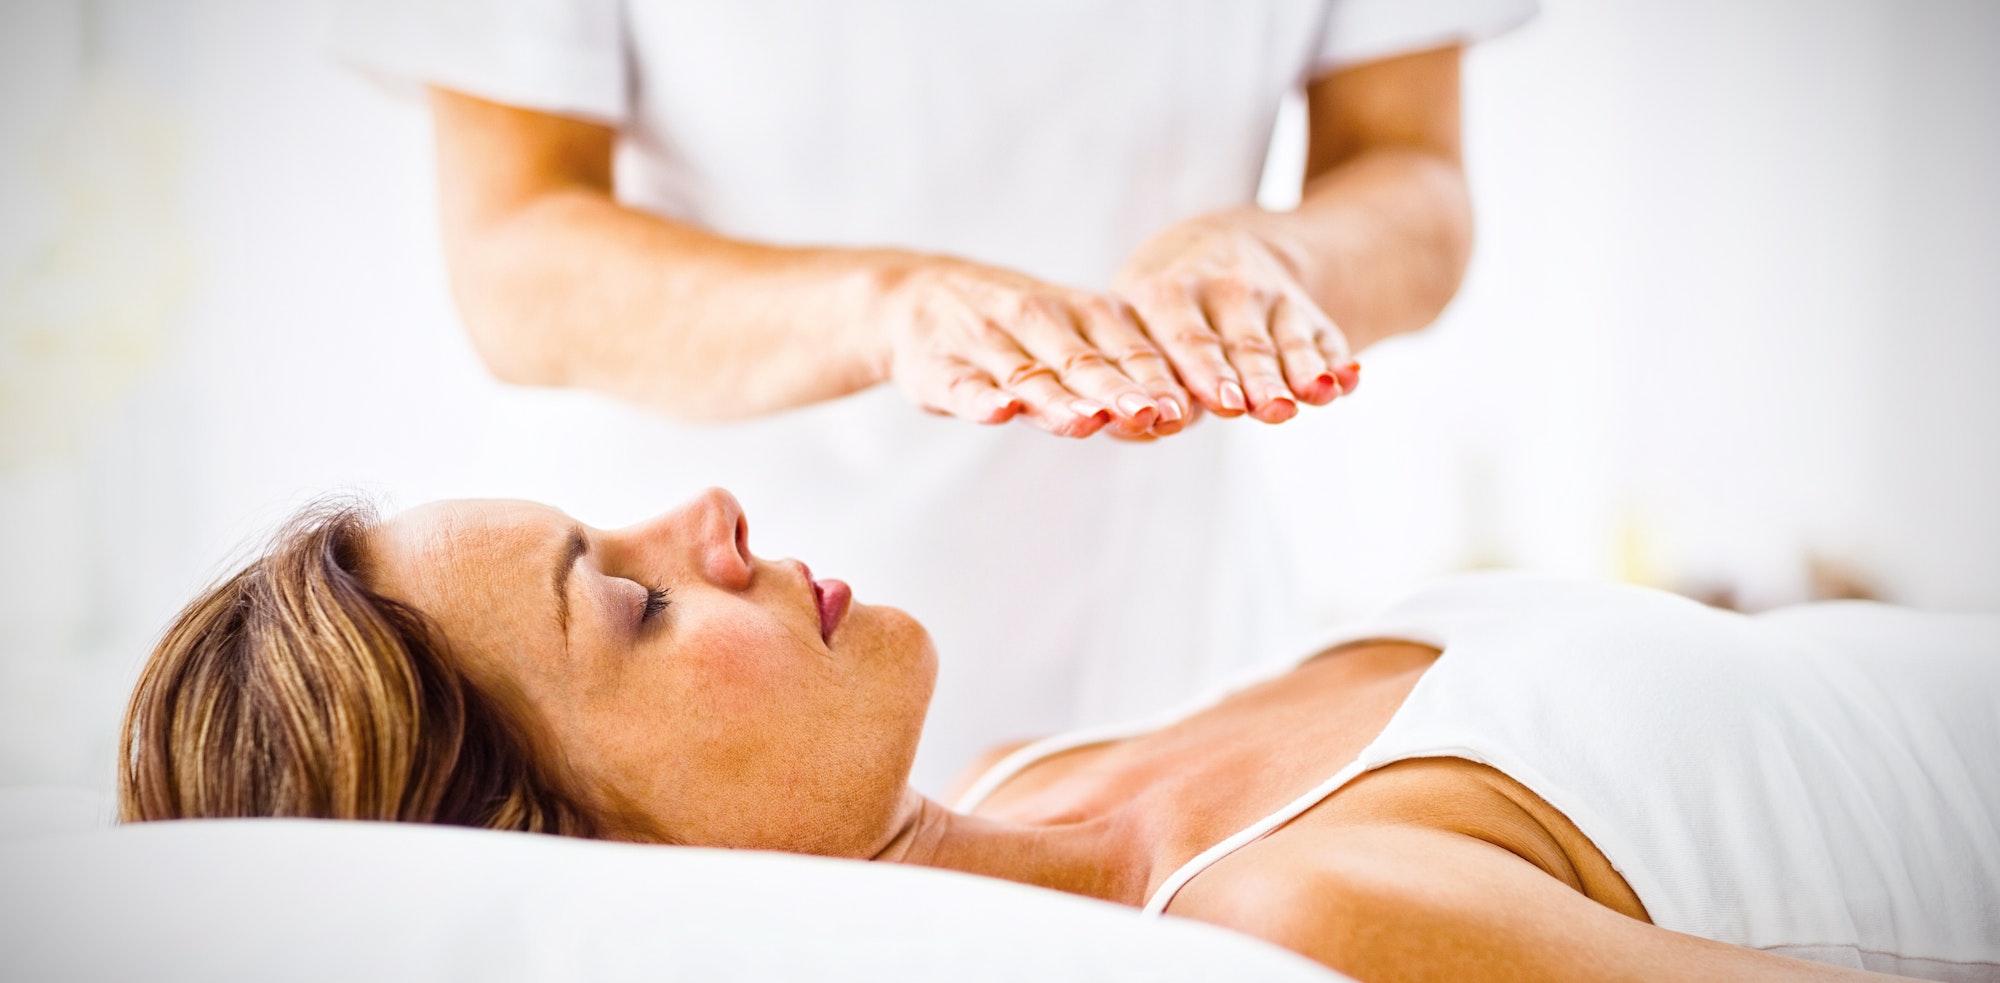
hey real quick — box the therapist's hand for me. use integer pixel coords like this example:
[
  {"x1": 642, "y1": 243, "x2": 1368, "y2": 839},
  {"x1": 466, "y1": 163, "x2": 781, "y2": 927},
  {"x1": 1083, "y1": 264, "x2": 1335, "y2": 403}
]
[
  {"x1": 879, "y1": 258, "x2": 1192, "y2": 438},
  {"x1": 1113, "y1": 215, "x2": 1361, "y2": 423}
]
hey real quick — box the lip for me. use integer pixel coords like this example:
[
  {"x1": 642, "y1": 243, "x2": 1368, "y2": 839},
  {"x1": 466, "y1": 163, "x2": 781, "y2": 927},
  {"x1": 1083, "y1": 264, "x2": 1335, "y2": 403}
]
[{"x1": 797, "y1": 560, "x2": 851, "y2": 644}]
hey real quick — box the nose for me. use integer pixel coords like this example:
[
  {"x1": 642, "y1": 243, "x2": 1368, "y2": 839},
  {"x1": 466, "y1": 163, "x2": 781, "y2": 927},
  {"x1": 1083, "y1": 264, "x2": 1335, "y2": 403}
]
[
  {"x1": 624, "y1": 487, "x2": 753, "y2": 590},
  {"x1": 694, "y1": 487, "x2": 753, "y2": 589}
]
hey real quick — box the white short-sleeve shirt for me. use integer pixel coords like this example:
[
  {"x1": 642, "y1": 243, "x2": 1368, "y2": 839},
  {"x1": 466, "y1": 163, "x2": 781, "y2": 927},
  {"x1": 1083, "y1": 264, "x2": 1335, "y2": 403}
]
[{"x1": 331, "y1": 0, "x2": 1535, "y2": 791}]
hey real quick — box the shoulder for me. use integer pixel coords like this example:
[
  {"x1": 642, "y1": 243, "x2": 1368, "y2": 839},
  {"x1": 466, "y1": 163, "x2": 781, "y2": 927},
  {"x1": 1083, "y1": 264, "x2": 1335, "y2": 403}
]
[
  {"x1": 1167, "y1": 815, "x2": 1877, "y2": 982},
  {"x1": 1164, "y1": 823, "x2": 1536, "y2": 975},
  {"x1": 1168, "y1": 831, "x2": 1424, "y2": 951}
]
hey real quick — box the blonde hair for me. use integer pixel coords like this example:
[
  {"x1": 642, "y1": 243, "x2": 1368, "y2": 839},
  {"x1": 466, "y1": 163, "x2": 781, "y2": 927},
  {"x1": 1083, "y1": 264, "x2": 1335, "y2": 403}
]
[{"x1": 119, "y1": 497, "x2": 597, "y2": 835}]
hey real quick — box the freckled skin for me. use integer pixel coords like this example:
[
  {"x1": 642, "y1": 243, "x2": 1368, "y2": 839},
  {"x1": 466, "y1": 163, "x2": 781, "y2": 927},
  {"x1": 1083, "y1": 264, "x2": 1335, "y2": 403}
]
[
  {"x1": 364, "y1": 490, "x2": 936, "y2": 854},
  {"x1": 360, "y1": 491, "x2": 1892, "y2": 983}
]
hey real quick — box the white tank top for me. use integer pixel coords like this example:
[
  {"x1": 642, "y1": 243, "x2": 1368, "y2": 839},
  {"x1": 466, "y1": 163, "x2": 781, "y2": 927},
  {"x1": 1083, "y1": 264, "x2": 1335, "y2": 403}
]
[{"x1": 953, "y1": 574, "x2": 2000, "y2": 980}]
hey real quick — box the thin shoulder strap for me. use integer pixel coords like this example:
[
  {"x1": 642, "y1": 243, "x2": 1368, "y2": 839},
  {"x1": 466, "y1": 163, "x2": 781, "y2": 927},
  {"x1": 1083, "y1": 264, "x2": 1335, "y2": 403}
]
[
  {"x1": 958, "y1": 618, "x2": 1430, "y2": 894},
  {"x1": 1141, "y1": 594, "x2": 1488, "y2": 913},
  {"x1": 1140, "y1": 758, "x2": 1375, "y2": 916},
  {"x1": 951, "y1": 720, "x2": 1152, "y2": 812},
  {"x1": 955, "y1": 631, "x2": 1374, "y2": 814}
]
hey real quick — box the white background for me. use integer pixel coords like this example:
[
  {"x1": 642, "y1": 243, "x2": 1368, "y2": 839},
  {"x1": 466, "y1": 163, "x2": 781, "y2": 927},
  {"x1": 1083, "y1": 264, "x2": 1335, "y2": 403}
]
[{"x1": 3, "y1": 0, "x2": 1996, "y2": 792}]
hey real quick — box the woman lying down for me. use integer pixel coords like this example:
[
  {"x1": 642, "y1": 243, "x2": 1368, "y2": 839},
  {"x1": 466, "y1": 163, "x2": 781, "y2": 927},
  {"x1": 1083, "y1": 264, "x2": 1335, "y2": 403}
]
[{"x1": 122, "y1": 489, "x2": 1999, "y2": 982}]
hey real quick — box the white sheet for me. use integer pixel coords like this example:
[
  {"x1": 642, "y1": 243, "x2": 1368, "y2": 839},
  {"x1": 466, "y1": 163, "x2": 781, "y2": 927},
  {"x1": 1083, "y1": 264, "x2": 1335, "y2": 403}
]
[{"x1": 0, "y1": 814, "x2": 1346, "y2": 982}]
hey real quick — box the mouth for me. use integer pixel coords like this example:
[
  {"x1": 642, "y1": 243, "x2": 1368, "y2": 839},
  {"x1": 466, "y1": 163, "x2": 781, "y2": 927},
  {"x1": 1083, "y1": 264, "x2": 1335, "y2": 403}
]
[{"x1": 798, "y1": 561, "x2": 851, "y2": 644}]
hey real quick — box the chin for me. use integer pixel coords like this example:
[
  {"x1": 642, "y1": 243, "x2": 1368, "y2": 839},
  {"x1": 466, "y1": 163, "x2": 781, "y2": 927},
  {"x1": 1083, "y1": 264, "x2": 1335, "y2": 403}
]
[
  {"x1": 851, "y1": 602, "x2": 938, "y2": 688},
  {"x1": 841, "y1": 602, "x2": 938, "y2": 760}
]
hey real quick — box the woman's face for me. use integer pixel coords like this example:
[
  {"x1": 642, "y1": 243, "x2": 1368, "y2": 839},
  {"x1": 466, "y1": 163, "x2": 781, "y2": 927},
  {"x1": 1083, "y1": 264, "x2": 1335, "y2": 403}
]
[{"x1": 363, "y1": 489, "x2": 937, "y2": 855}]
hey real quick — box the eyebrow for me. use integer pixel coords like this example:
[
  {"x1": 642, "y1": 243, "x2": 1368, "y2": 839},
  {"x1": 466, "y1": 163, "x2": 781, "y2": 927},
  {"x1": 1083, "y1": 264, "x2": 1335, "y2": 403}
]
[{"x1": 551, "y1": 525, "x2": 589, "y2": 641}]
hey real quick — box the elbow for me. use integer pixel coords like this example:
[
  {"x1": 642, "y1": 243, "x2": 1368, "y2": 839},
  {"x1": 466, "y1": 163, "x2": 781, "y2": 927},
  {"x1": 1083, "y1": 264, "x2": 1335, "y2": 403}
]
[
  {"x1": 458, "y1": 305, "x2": 562, "y2": 389},
  {"x1": 439, "y1": 239, "x2": 569, "y2": 390},
  {"x1": 1424, "y1": 150, "x2": 1476, "y2": 300},
  {"x1": 1407, "y1": 152, "x2": 1475, "y2": 331},
  {"x1": 1426, "y1": 221, "x2": 1474, "y2": 326},
  {"x1": 1394, "y1": 244, "x2": 1470, "y2": 339}
]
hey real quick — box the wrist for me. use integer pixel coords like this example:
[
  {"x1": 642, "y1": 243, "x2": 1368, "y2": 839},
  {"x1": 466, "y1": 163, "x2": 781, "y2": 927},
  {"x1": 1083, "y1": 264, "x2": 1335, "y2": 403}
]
[
  {"x1": 1201, "y1": 206, "x2": 1367, "y2": 346},
  {"x1": 1211, "y1": 207, "x2": 1318, "y2": 292},
  {"x1": 829, "y1": 248, "x2": 932, "y2": 388}
]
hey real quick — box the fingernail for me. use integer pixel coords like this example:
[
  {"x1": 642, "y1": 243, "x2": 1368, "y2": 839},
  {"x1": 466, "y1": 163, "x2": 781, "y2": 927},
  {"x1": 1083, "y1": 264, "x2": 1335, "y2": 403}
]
[
  {"x1": 1313, "y1": 372, "x2": 1339, "y2": 398},
  {"x1": 1069, "y1": 399, "x2": 1111, "y2": 421},
  {"x1": 1218, "y1": 380, "x2": 1246, "y2": 413},
  {"x1": 1116, "y1": 393, "x2": 1157, "y2": 421},
  {"x1": 1263, "y1": 395, "x2": 1297, "y2": 422},
  {"x1": 1336, "y1": 361, "x2": 1362, "y2": 394},
  {"x1": 1156, "y1": 396, "x2": 1184, "y2": 422}
]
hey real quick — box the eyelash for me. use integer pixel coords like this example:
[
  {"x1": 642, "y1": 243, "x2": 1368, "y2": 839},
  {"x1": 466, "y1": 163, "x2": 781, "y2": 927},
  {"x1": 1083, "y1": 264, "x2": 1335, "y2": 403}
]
[{"x1": 641, "y1": 585, "x2": 671, "y2": 622}]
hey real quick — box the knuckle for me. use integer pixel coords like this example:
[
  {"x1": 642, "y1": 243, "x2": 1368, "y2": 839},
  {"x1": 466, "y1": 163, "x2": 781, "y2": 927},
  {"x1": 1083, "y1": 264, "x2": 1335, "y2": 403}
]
[
  {"x1": 1003, "y1": 362, "x2": 1057, "y2": 389},
  {"x1": 1091, "y1": 295, "x2": 1141, "y2": 327},
  {"x1": 941, "y1": 368, "x2": 987, "y2": 392},
  {"x1": 1170, "y1": 328, "x2": 1223, "y2": 349},
  {"x1": 970, "y1": 318, "x2": 1013, "y2": 347},
  {"x1": 1109, "y1": 346, "x2": 1167, "y2": 365},
  {"x1": 1174, "y1": 277, "x2": 1216, "y2": 304},
  {"x1": 1206, "y1": 279, "x2": 1250, "y2": 306},
  {"x1": 1015, "y1": 293, "x2": 1064, "y2": 324},
  {"x1": 1060, "y1": 349, "x2": 1112, "y2": 374},
  {"x1": 1224, "y1": 335, "x2": 1279, "y2": 359},
  {"x1": 1277, "y1": 334, "x2": 1320, "y2": 355},
  {"x1": 1074, "y1": 296, "x2": 1118, "y2": 322},
  {"x1": 1136, "y1": 278, "x2": 1190, "y2": 308}
]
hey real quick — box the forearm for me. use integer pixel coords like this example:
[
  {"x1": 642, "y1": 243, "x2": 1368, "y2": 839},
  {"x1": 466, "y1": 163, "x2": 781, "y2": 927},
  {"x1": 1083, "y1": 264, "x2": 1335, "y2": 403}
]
[
  {"x1": 1237, "y1": 146, "x2": 1474, "y2": 353},
  {"x1": 444, "y1": 186, "x2": 911, "y2": 420}
]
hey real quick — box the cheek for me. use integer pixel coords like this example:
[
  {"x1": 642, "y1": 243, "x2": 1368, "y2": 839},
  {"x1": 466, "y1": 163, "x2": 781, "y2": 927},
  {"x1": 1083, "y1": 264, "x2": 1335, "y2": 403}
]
[
  {"x1": 670, "y1": 608, "x2": 830, "y2": 720},
  {"x1": 586, "y1": 616, "x2": 819, "y2": 810}
]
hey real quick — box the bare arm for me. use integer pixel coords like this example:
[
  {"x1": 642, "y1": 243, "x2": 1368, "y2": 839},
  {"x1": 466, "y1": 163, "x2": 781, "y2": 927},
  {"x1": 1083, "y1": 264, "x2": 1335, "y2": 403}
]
[
  {"x1": 1287, "y1": 44, "x2": 1474, "y2": 352},
  {"x1": 429, "y1": 89, "x2": 1184, "y2": 436},
  {"x1": 1177, "y1": 824, "x2": 1898, "y2": 983},
  {"x1": 1115, "y1": 46, "x2": 1473, "y2": 421}
]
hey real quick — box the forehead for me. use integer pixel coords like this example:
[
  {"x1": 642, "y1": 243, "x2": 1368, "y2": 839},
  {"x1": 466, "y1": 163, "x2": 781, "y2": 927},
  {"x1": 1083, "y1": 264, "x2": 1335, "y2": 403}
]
[{"x1": 367, "y1": 499, "x2": 570, "y2": 605}]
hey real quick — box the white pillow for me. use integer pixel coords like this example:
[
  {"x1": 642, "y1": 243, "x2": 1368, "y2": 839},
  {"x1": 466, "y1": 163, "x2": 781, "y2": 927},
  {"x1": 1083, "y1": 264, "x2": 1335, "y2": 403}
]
[{"x1": 0, "y1": 817, "x2": 1346, "y2": 982}]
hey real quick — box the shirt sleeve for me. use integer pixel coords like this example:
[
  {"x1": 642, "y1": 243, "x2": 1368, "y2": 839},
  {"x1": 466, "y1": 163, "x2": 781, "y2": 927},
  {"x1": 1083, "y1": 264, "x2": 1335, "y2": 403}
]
[
  {"x1": 326, "y1": 0, "x2": 629, "y2": 125},
  {"x1": 1313, "y1": 0, "x2": 1538, "y2": 76}
]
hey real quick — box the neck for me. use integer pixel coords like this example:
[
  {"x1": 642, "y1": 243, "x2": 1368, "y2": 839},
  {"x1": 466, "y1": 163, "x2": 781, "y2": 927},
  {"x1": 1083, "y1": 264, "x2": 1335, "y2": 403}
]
[{"x1": 869, "y1": 794, "x2": 1156, "y2": 907}]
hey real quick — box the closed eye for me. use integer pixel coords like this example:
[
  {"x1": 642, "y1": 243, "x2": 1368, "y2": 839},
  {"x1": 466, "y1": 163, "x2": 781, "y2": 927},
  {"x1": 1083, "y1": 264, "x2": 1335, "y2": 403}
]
[{"x1": 641, "y1": 585, "x2": 671, "y2": 622}]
